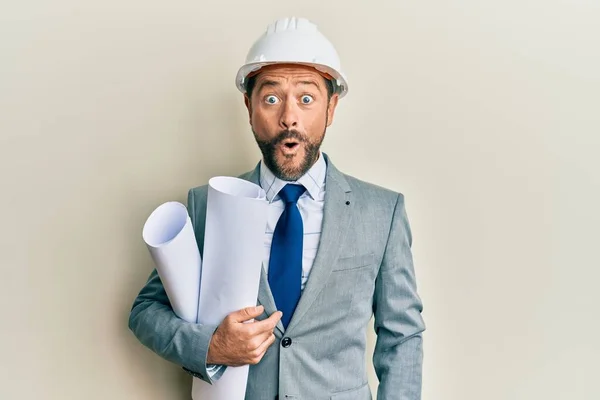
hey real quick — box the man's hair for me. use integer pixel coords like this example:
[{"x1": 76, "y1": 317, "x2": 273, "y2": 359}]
[{"x1": 245, "y1": 73, "x2": 335, "y2": 101}]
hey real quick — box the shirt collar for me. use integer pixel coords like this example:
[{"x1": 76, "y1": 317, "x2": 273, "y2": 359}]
[{"x1": 259, "y1": 152, "x2": 327, "y2": 203}]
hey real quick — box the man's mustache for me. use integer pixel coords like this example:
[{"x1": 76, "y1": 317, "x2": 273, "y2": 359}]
[{"x1": 270, "y1": 130, "x2": 308, "y2": 145}]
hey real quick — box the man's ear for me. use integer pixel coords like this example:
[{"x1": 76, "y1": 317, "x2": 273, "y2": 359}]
[
  {"x1": 244, "y1": 94, "x2": 252, "y2": 125},
  {"x1": 326, "y1": 93, "x2": 339, "y2": 127}
]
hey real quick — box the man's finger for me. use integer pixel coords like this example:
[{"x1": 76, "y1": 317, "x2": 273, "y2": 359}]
[
  {"x1": 246, "y1": 311, "x2": 282, "y2": 335},
  {"x1": 249, "y1": 329, "x2": 275, "y2": 351},
  {"x1": 249, "y1": 333, "x2": 276, "y2": 364}
]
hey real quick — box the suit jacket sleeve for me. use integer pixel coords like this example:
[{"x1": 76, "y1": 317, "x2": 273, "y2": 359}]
[
  {"x1": 373, "y1": 193, "x2": 426, "y2": 399},
  {"x1": 127, "y1": 189, "x2": 218, "y2": 384}
]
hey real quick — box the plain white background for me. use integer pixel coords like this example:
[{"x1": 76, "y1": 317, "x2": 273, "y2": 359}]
[{"x1": 1, "y1": 1, "x2": 599, "y2": 399}]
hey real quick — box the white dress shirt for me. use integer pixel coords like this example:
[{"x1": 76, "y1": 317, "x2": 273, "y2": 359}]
[{"x1": 260, "y1": 152, "x2": 327, "y2": 290}]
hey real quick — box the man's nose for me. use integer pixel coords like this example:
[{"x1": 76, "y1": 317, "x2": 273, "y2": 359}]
[{"x1": 279, "y1": 99, "x2": 299, "y2": 129}]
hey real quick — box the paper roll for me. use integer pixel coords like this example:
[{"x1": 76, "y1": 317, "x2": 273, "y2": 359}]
[
  {"x1": 192, "y1": 177, "x2": 268, "y2": 400},
  {"x1": 142, "y1": 201, "x2": 201, "y2": 323}
]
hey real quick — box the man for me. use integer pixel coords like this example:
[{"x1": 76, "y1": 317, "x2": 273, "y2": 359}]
[{"x1": 129, "y1": 17, "x2": 425, "y2": 400}]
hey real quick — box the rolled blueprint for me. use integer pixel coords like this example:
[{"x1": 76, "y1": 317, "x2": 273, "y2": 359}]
[
  {"x1": 142, "y1": 201, "x2": 201, "y2": 323},
  {"x1": 192, "y1": 176, "x2": 268, "y2": 400}
]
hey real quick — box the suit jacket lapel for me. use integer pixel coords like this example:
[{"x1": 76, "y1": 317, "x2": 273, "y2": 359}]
[
  {"x1": 285, "y1": 156, "x2": 353, "y2": 333},
  {"x1": 258, "y1": 267, "x2": 284, "y2": 335}
]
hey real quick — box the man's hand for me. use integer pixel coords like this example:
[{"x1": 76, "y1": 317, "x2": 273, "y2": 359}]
[{"x1": 207, "y1": 305, "x2": 282, "y2": 366}]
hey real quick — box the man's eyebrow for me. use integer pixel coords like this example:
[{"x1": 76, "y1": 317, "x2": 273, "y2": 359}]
[
  {"x1": 256, "y1": 79, "x2": 280, "y2": 92},
  {"x1": 297, "y1": 79, "x2": 321, "y2": 89}
]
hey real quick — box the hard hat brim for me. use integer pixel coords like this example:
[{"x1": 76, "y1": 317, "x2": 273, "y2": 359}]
[{"x1": 235, "y1": 61, "x2": 348, "y2": 98}]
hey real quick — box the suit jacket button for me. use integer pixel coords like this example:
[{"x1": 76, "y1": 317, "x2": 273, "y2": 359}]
[{"x1": 281, "y1": 337, "x2": 292, "y2": 348}]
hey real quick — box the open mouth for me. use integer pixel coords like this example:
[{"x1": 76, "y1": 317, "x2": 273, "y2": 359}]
[{"x1": 282, "y1": 139, "x2": 300, "y2": 149}]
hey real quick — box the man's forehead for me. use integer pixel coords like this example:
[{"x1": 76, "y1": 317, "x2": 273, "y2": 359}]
[{"x1": 252, "y1": 64, "x2": 328, "y2": 84}]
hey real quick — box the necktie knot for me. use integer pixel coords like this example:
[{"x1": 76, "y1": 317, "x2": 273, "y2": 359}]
[{"x1": 278, "y1": 184, "x2": 306, "y2": 204}]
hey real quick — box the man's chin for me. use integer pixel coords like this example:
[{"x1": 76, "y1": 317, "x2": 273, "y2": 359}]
[
  {"x1": 274, "y1": 166, "x2": 304, "y2": 181},
  {"x1": 268, "y1": 157, "x2": 302, "y2": 180}
]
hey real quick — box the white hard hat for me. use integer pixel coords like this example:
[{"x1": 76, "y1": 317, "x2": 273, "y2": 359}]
[{"x1": 235, "y1": 17, "x2": 348, "y2": 98}]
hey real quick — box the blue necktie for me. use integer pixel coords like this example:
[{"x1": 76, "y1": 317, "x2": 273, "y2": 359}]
[{"x1": 268, "y1": 184, "x2": 306, "y2": 329}]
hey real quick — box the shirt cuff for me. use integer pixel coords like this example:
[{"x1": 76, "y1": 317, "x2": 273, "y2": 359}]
[{"x1": 206, "y1": 364, "x2": 226, "y2": 380}]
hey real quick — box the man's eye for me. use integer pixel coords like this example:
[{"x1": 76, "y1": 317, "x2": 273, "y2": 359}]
[
  {"x1": 265, "y1": 95, "x2": 279, "y2": 104},
  {"x1": 301, "y1": 95, "x2": 314, "y2": 104}
]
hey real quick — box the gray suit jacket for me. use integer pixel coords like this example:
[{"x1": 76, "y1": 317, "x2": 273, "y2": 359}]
[{"x1": 129, "y1": 154, "x2": 425, "y2": 399}]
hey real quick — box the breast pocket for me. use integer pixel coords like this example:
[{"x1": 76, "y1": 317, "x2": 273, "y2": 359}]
[
  {"x1": 331, "y1": 252, "x2": 378, "y2": 312},
  {"x1": 314, "y1": 253, "x2": 377, "y2": 320},
  {"x1": 332, "y1": 252, "x2": 376, "y2": 271}
]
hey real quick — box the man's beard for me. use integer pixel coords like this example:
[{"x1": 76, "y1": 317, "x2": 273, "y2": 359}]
[{"x1": 253, "y1": 128, "x2": 325, "y2": 182}]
